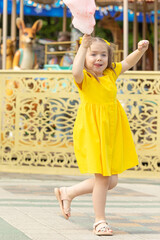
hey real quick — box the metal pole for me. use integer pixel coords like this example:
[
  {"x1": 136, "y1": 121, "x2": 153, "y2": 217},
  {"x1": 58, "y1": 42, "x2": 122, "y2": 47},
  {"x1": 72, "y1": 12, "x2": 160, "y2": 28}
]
[
  {"x1": 19, "y1": 0, "x2": 24, "y2": 48},
  {"x1": 11, "y1": 0, "x2": 17, "y2": 41},
  {"x1": 154, "y1": 0, "x2": 158, "y2": 70},
  {"x1": 123, "y1": 0, "x2": 128, "y2": 58},
  {"x1": 2, "y1": 0, "x2": 8, "y2": 69},
  {"x1": 133, "y1": 0, "x2": 137, "y2": 70},
  {"x1": 63, "y1": 5, "x2": 67, "y2": 32},
  {"x1": 20, "y1": 0, "x2": 24, "y2": 20},
  {"x1": 142, "y1": 0, "x2": 146, "y2": 70}
]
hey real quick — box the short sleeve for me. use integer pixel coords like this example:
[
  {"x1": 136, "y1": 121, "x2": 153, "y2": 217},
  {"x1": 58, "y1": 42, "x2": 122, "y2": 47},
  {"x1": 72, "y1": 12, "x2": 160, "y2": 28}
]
[
  {"x1": 73, "y1": 69, "x2": 88, "y2": 91},
  {"x1": 112, "y1": 62, "x2": 122, "y2": 77}
]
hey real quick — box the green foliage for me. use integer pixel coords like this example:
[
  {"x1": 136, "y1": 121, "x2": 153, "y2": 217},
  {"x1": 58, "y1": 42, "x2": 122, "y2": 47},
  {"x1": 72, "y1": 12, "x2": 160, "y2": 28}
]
[
  {"x1": 24, "y1": 16, "x2": 71, "y2": 40},
  {"x1": 95, "y1": 20, "x2": 113, "y2": 42}
]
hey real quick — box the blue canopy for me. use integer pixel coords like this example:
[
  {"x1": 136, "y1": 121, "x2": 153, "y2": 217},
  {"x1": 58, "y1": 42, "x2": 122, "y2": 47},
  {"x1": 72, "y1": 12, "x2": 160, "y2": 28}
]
[{"x1": 0, "y1": 0, "x2": 156, "y2": 23}]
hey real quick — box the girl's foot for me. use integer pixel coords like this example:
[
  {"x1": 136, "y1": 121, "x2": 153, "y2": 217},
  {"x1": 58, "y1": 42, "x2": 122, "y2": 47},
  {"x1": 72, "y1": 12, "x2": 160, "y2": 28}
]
[
  {"x1": 54, "y1": 187, "x2": 72, "y2": 220},
  {"x1": 93, "y1": 220, "x2": 113, "y2": 236}
]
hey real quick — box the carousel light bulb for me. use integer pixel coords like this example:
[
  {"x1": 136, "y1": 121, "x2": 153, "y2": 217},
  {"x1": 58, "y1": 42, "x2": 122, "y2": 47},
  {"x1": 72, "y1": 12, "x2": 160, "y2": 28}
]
[
  {"x1": 101, "y1": 7, "x2": 104, "y2": 12},
  {"x1": 28, "y1": 0, "x2": 32, "y2": 4}
]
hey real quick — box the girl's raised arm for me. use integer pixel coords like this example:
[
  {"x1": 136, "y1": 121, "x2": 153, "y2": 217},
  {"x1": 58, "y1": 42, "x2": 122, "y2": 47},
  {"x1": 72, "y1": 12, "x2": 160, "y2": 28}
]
[
  {"x1": 72, "y1": 34, "x2": 92, "y2": 84},
  {"x1": 120, "y1": 40, "x2": 149, "y2": 74}
]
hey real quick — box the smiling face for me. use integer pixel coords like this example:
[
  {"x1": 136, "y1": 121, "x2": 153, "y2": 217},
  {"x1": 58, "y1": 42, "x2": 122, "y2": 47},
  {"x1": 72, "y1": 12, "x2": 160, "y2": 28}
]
[{"x1": 85, "y1": 40, "x2": 108, "y2": 77}]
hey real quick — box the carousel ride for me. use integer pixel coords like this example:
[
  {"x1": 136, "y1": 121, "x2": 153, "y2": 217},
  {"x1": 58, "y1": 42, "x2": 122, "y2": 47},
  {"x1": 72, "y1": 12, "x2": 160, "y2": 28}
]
[{"x1": 1, "y1": 0, "x2": 160, "y2": 70}]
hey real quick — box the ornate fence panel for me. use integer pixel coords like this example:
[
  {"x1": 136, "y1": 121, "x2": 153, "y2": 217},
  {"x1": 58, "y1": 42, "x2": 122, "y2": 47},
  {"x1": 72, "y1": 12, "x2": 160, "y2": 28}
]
[
  {"x1": 116, "y1": 71, "x2": 160, "y2": 176},
  {"x1": 0, "y1": 70, "x2": 79, "y2": 175},
  {"x1": 0, "y1": 70, "x2": 160, "y2": 176}
]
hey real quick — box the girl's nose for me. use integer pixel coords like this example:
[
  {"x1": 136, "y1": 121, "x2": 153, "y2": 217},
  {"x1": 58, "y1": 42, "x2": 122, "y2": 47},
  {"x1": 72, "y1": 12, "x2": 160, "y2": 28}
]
[{"x1": 97, "y1": 56, "x2": 101, "y2": 61}]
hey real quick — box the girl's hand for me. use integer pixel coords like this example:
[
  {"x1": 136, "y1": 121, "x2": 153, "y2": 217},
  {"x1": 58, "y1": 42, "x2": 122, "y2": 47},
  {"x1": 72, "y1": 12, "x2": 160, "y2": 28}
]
[
  {"x1": 81, "y1": 34, "x2": 92, "y2": 49},
  {"x1": 138, "y1": 40, "x2": 149, "y2": 52}
]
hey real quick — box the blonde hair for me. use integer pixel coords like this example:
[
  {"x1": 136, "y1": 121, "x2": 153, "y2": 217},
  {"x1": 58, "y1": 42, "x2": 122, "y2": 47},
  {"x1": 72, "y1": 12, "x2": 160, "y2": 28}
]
[{"x1": 84, "y1": 37, "x2": 116, "y2": 81}]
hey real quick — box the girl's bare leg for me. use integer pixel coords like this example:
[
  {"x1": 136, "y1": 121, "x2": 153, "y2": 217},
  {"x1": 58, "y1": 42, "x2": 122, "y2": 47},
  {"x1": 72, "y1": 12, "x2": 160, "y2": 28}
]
[
  {"x1": 62, "y1": 174, "x2": 118, "y2": 213},
  {"x1": 92, "y1": 174, "x2": 110, "y2": 222},
  {"x1": 108, "y1": 174, "x2": 118, "y2": 190},
  {"x1": 67, "y1": 174, "x2": 118, "y2": 198}
]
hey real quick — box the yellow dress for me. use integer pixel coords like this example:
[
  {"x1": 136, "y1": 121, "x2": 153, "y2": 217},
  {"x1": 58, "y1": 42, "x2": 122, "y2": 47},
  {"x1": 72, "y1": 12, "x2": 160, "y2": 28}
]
[{"x1": 73, "y1": 63, "x2": 139, "y2": 176}]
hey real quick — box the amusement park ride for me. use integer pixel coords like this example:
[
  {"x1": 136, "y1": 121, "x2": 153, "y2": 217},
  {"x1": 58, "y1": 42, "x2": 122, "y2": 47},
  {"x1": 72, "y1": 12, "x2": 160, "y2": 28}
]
[
  {"x1": 1, "y1": 0, "x2": 160, "y2": 70},
  {"x1": 0, "y1": 0, "x2": 160, "y2": 70}
]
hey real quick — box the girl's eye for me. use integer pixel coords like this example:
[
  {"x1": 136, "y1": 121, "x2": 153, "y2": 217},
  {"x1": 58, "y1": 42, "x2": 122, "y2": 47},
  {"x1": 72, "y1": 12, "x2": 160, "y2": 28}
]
[{"x1": 102, "y1": 54, "x2": 106, "y2": 57}]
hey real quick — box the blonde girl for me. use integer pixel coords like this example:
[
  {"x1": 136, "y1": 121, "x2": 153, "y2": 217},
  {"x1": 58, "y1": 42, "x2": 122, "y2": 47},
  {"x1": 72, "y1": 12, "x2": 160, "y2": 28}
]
[{"x1": 55, "y1": 34, "x2": 149, "y2": 236}]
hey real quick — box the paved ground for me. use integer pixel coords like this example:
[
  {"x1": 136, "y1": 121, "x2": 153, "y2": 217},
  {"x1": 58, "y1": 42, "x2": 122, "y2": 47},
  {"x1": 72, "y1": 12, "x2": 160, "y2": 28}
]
[{"x1": 0, "y1": 172, "x2": 160, "y2": 240}]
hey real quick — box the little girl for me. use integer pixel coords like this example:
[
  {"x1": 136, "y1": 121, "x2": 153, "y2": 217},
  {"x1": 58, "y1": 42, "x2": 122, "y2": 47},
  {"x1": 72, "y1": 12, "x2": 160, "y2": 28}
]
[{"x1": 55, "y1": 34, "x2": 149, "y2": 236}]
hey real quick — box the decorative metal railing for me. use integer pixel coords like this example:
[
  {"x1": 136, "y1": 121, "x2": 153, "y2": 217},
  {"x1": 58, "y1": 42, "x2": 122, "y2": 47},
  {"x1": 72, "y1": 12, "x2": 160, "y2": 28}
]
[
  {"x1": 44, "y1": 41, "x2": 124, "y2": 65},
  {"x1": 0, "y1": 70, "x2": 160, "y2": 176}
]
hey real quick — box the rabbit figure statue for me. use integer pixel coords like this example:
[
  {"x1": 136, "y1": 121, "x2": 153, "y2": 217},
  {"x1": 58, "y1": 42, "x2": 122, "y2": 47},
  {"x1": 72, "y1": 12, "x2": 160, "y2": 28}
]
[{"x1": 13, "y1": 18, "x2": 43, "y2": 70}]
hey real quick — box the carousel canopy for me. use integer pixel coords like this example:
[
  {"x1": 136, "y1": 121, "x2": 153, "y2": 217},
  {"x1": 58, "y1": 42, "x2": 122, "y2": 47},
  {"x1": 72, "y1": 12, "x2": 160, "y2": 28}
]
[
  {"x1": 96, "y1": 0, "x2": 160, "y2": 12},
  {"x1": 32, "y1": 0, "x2": 56, "y2": 4},
  {"x1": 0, "y1": 0, "x2": 158, "y2": 22}
]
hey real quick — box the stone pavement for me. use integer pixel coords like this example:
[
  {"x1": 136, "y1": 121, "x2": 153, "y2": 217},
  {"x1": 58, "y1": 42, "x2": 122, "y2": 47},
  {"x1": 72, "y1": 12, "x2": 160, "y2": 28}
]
[{"x1": 0, "y1": 172, "x2": 160, "y2": 240}]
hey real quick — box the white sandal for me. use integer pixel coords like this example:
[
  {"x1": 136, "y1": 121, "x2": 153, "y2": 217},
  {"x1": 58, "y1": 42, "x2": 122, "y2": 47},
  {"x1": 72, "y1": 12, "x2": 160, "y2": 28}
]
[{"x1": 93, "y1": 220, "x2": 113, "y2": 236}]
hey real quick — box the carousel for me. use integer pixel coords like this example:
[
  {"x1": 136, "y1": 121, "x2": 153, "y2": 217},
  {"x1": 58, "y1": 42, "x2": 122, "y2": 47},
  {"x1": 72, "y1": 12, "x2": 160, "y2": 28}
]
[{"x1": 1, "y1": 0, "x2": 160, "y2": 70}]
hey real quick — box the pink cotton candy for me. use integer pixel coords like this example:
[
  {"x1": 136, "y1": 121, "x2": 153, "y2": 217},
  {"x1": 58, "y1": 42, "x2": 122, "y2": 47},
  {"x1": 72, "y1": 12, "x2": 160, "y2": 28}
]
[
  {"x1": 63, "y1": 0, "x2": 96, "y2": 34},
  {"x1": 63, "y1": 0, "x2": 96, "y2": 16},
  {"x1": 72, "y1": 15, "x2": 95, "y2": 35}
]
